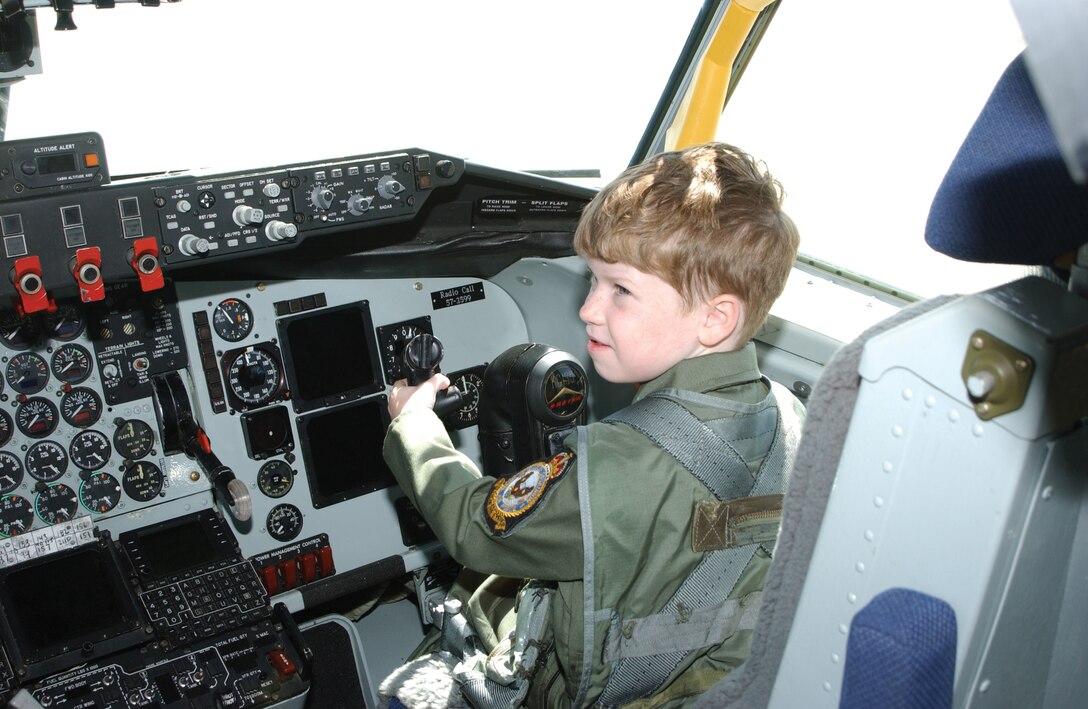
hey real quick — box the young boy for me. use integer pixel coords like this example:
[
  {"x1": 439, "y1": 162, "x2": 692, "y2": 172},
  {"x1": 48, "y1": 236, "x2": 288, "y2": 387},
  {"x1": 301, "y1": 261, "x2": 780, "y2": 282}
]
[{"x1": 382, "y1": 142, "x2": 802, "y2": 708}]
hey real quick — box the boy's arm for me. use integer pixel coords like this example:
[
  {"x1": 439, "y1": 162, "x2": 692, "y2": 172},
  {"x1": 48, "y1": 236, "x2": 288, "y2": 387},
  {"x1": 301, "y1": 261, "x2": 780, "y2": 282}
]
[{"x1": 383, "y1": 407, "x2": 584, "y2": 581}]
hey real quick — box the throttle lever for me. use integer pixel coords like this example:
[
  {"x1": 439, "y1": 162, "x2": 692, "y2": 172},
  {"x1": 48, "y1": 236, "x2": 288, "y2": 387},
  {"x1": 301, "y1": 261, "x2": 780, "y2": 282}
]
[{"x1": 403, "y1": 333, "x2": 466, "y2": 417}]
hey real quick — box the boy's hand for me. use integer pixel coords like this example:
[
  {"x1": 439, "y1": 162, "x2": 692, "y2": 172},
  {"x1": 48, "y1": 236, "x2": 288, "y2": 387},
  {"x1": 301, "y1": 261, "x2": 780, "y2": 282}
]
[{"x1": 387, "y1": 374, "x2": 452, "y2": 421}]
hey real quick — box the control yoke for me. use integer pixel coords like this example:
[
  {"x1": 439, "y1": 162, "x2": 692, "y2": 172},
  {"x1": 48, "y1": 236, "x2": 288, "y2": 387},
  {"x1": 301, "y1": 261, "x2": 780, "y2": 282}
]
[{"x1": 478, "y1": 343, "x2": 588, "y2": 479}]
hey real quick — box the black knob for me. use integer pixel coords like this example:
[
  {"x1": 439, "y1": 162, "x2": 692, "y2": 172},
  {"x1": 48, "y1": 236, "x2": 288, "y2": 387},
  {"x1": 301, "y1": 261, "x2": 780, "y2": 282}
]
[{"x1": 404, "y1": 333, "x2": 444, "y2": 385}]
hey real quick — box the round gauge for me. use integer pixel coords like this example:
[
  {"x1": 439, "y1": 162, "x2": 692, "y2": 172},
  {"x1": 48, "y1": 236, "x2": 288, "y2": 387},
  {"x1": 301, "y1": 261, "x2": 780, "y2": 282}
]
[
  {"x1": 6, "y1": 352, "x2": 49, "y2": 395},
  {"x1": 0, "y1": 495, "x2": 34, "y2": 536},
  {"x1": 122, "y1": 460, "x2": 164, "y2": 502},
  {"x1": 257, "y1": 460, "x2": 294, "y2": 498},
  {"x1": 226, "y1": 348, "x2": 281, "y2": 406},
  {"x1": 266, "y1": 503, "x2": 303, "y2": 541},
  {"x1": 377, "y1": 318, "x2": 432, "y2": 384},
  {"x1": 0, "y1": 311, "x2": 41, "y2": 351},
  {"x1": 79, "y1": 472, "x2": 121, "y2": 514},
  {"x1": 70, "y1": 430, "x2": 112, "y2": 471},
  {"x1": 60, "y1": 387, "x2": 103, "y2": 428},
  {"x1": 0, "y1": 409, "x2": 12, "y2": 446},
  {"x1": 35, "y1": 483, "x2": 78, "y2": 524},
  {"x1": 16, "y1": 397, "x2": 59, "y2": 438},
  {"x1": 0, "y1": 452, "x2": 23, "y2": 494},
  {"x1": 25, "y1": 440, "x2": 68, "y2": 482},
  {"x1": 212, "y1": 298, "x2": 254, "y2": 342},
  {"x1": 113, "y1": 419, "x2": 154, "y2": 460},
  {"x1": 43, "y1": 304, "x2": 85, "y2": 341},
  {"x1": 51, "y1": 344, "x2": 93, "y2": 384},
  {"x1": 443, "y1": 368, "x2": 485, "y2": 429}
]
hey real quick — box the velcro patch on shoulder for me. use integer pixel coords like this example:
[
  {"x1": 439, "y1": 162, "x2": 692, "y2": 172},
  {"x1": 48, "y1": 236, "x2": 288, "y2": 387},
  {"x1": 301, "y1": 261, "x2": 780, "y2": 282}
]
[{"x1": 485, "y1": 451, "x2": 574, "y2": 536}]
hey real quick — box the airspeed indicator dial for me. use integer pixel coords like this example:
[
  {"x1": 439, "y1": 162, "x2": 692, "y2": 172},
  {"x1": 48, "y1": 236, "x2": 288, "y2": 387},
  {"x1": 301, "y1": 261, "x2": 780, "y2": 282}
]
[{"x1": 226, "y1": 346, "x2": 282, "y2": 407}]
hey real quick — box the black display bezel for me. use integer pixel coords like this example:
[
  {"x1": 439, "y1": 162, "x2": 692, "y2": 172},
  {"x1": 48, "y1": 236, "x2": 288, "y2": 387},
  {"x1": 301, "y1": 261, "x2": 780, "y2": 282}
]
[
  {"x1": 0, "y1": 541, "x2": 146, "y2": 682},
  {"x1": 297, "y1": 397, "x2": 395, "y2": 509},
  {"x1": 119, "y1": 509, "x2": 238, "y2": 587},
  {"x1": 277, "y1": 300, "x2": 384, "y2": 414}
]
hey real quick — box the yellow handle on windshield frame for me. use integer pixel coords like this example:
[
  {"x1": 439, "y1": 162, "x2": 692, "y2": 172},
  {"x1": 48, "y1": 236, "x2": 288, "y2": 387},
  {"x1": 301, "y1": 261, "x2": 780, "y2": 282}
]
[{"x1": 667, "y1": 0, "x2": 777, "y2": 151}]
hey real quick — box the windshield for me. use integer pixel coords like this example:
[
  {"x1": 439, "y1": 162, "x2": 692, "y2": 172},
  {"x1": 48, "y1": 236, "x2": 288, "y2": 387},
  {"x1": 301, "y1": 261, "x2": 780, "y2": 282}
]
[
  {"x1": 5, "y1": 0, "x2": 702, "y2": 186},
  {"x1": 718, "y1": 0, "x2": 1028, "y2": 299}
]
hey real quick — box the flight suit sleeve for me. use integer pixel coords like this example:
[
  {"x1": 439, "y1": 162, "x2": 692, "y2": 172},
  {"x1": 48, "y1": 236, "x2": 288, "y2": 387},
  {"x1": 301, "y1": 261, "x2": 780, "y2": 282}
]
[{"x1": 383, "y1": 408, "x2": 584, "y2": 581}]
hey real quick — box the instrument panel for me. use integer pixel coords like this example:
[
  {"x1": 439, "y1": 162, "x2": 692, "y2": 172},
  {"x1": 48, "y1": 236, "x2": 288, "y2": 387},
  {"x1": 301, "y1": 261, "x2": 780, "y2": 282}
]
[{"x1": 0, "y1": 133, "x2": 594, "y2": 706}]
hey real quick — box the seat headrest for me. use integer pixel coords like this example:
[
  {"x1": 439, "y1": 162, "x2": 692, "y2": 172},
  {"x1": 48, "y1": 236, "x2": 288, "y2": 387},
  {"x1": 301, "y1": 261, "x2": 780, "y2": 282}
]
[{"x1": 925, "y1": 52, "x2": 1088, "y2": 266}]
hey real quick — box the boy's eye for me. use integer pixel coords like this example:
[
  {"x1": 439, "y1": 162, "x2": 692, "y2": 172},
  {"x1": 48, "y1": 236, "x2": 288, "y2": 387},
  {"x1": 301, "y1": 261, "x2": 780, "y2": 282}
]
[{"x1": 615, "y1": 285, "x2": 631, "y2": 296}]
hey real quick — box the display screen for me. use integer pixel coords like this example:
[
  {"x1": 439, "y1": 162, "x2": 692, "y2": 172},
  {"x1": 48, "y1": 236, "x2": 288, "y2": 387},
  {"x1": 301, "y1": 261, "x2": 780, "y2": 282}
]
[
  {"x1": 137, "y1": 517, "x2": 226, "y2": 578},
  {"x1": 37, "y1": 152, "x2": 77, "y2": 175},
  {"x1": 300, "y1": 398, "x2": 394, "y2": 508},
  {"x1": 280, "y1": 302, "x2": 382, "y2": 412},
  {"x1": 0, "y1": 544, "x2": 143, "y2": 672}
]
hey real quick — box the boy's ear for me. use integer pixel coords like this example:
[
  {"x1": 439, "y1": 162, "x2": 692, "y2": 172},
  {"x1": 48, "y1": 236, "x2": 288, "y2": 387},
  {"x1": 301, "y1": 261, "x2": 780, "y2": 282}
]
[{"x1": 698, "y1": 294, "x2": 743, "y2": 348}]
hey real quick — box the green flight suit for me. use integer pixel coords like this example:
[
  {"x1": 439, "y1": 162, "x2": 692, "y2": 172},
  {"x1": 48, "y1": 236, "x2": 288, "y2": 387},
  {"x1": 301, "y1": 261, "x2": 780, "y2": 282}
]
[{"x1": 383, "y1": 344, "x2": 802, "y2": 708}]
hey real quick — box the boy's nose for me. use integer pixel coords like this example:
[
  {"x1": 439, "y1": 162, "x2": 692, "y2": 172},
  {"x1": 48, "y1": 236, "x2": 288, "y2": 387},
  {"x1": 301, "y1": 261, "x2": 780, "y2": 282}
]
[{"x1": 578, "y1": 291, "x2": 599, "y2": 324}]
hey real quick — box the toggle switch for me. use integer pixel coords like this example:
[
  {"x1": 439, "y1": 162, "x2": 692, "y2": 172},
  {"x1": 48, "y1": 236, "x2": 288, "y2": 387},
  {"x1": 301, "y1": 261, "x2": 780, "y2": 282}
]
[
  {"x1": 128, "y1": 237, "x2": 165, "y2": 292},
  {"x1": 12, "y1": 256, "x2": 53, "y2": 314},
  {"x1": 71, "y1": 247, "x2": 105, "y2": 303}
]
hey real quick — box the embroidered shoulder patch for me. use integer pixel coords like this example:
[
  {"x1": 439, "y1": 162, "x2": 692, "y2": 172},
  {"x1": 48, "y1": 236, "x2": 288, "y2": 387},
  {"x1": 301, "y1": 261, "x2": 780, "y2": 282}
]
[{"x1": 485, "y1": 451, "x2": 573, "y2": 536}]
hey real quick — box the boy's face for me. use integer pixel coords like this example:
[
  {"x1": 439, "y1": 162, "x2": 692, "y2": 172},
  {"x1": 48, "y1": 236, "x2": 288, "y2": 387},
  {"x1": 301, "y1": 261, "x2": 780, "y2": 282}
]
[{"x1": 579, "y1": 258, "x2": 710, "y2": 384}]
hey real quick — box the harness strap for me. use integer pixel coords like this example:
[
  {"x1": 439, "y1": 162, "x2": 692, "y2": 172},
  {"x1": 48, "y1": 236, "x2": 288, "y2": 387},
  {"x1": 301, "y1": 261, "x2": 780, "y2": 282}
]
[{"x1": 594, "y1": 382, "x2": 800, "y2": 707}]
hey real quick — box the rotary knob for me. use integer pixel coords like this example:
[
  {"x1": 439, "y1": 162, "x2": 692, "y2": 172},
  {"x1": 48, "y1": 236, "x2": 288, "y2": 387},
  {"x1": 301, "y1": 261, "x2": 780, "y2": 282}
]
[
  {"x1": 377, "y1": 175, "x2": 405, "y2": 200},
  {"x1": 347, "y1": 193, "x2": 374, "y2": 215},
  {"x1": 178, "y1": 234, "x2": 211, "y2": 256},
  {"x1": 232, "y1": 205, "x2": 265, "y2": 227},
  {"x1": 265, "y1": 220, "x2": 299, "y2": 242},
  {"x1": 310, "y1": 184, "x2": 335, "y2": 210}
]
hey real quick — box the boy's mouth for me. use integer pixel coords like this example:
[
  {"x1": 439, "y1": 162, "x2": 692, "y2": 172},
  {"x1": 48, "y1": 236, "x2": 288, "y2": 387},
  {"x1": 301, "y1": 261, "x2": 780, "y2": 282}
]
[{"x1": 586, "y1": 335, "x2": 610, "y2": 353}]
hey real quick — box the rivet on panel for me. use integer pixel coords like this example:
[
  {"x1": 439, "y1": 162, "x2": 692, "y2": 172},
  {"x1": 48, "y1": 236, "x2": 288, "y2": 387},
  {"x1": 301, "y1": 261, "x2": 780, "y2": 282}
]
[
  {"x1": 831, "y1": 653, "x2": 840, "y2": 664},
  {"x1": 864, "y1": 530, "x2": 875, "y2": 541},
  {"x1": 839, "y1": 624, "x2": 848, "y2": 635},
  {"x1": 847, "y1": 593, "x2": 857, "y2": 604},
  {"x1": 948, "y1": 410, "x2": 960, "y2": 422},
  {"x1": 901, "y1": 388, "x2": 913, "y2": 400},
  {"x1": 973, "y1": 424, "x2": 984, "y2": 437},
  {"x1": 1042, "y1": 486, "x2": 1053, "y2": 500},
  {"x1": 882, "y1": 461, "x2": 893, "y2": 473},
  {"x1": 925, "y1": 395, "x2": 936, "y2": 408},
  {"x1": 855, "y1": 562, "x2": 866, "y2": 573},
  {"x1": 979, "y1": 679, "x2": 991, "y2": 694},
  {"x1": 892, "y1": 425, "x2": 904, "y2": 438},
  {"x1": 873, "y1": 496, "x2": 884, "y2": 508},
  {"x1": 823, "y1": 681, "x2": 832, "y2": 692}
]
